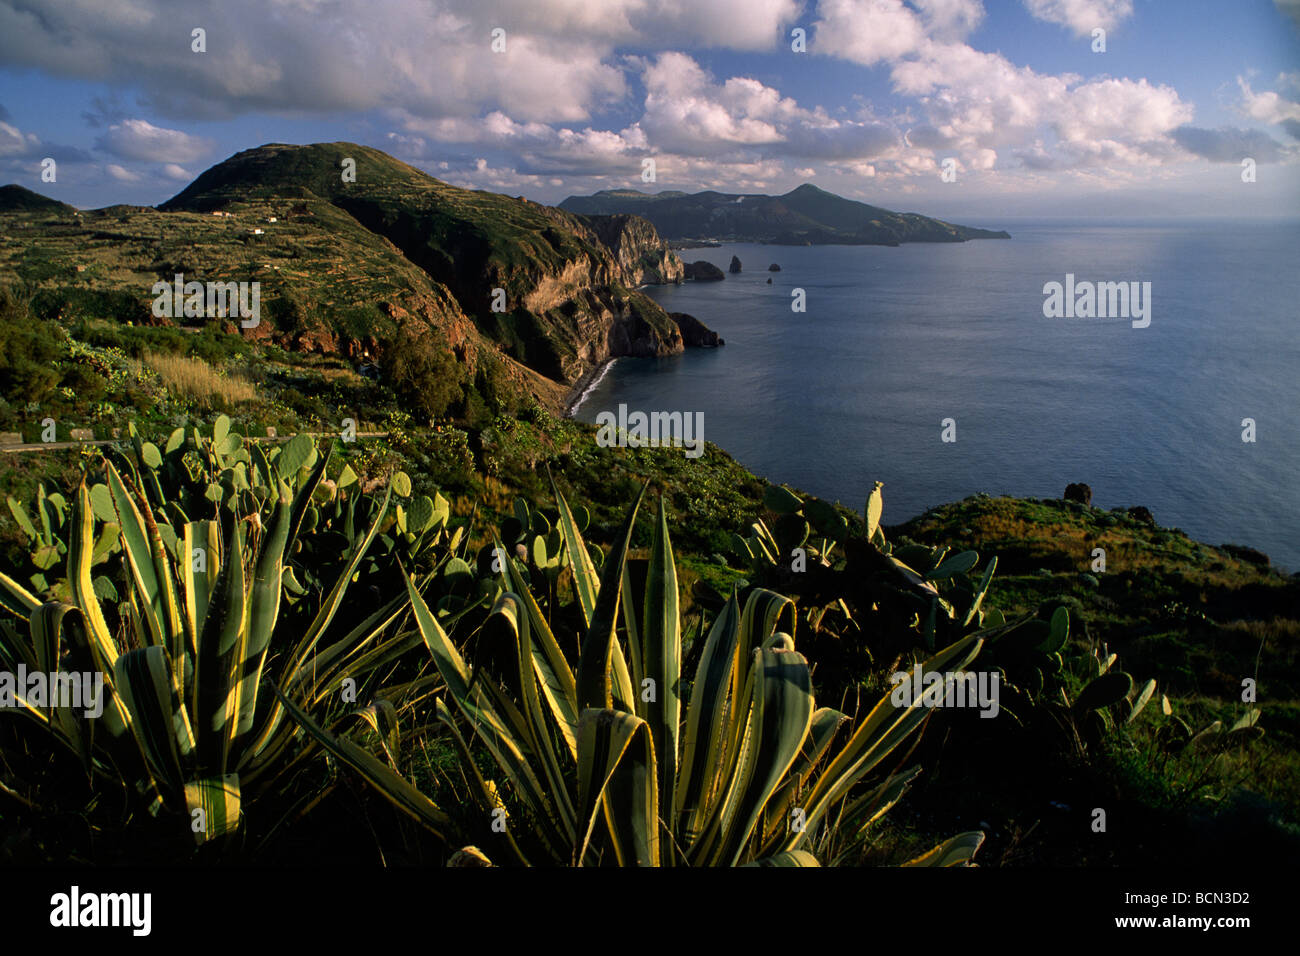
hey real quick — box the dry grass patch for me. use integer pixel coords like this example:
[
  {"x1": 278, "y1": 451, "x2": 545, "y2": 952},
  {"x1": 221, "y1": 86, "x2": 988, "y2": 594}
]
[
  {"x1": 138, "y1": 351, "x2": 259, "y2": 406},
  {"x1": 318, "y1": 365, "x2": 364, "y2": 385}
]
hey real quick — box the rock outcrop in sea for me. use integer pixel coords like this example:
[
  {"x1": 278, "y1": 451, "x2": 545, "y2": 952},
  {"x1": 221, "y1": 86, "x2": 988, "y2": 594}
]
[
  {"x1": 670, "y1": 312, "x2": 724, "y2": 347},
  {"x1": 684, "y1": 260, "x2": 725, "y2": 281},
  {"x1": 1064, "y1": 483, "x2": 1092, "y2": 505}
]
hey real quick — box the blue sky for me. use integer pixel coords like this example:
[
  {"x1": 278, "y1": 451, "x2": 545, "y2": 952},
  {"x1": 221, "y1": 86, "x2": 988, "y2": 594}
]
[{"x1": 1, "y1": 0, "x2": 1297, "y2": 219}]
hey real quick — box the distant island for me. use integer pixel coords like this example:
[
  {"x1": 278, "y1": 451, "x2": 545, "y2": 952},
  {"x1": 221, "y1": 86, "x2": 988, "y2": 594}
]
[{"x1": 559, "y1": 183, "x2": 1011, "y2": 246}]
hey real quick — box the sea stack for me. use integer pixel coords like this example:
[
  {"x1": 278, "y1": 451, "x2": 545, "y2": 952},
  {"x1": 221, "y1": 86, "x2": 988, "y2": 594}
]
[
  {"x1": 729, "y1": 255, "x2": 742, "y2": 274},
  {"x1": 684, "y1": 260, "x2": 725, "y2": 281}
]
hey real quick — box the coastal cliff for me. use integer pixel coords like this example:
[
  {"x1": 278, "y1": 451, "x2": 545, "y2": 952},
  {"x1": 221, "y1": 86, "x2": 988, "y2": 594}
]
[
  {"x1": 577, "y1": 213, "x2": 685, "y2": 286},
  {"x1": 6, "y1": 142, "x2": 721, "y2": 414}
]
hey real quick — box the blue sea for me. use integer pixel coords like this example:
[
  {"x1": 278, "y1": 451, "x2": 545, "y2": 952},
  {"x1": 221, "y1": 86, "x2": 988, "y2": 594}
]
[{"x1": 574, "y1": 219, "x2": 1300, "y2": 570}]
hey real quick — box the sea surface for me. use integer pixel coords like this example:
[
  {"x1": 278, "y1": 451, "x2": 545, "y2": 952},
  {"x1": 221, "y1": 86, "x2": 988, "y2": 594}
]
[{"x1": 574, "y1": 219, "x2": 1300, "y2": 570}]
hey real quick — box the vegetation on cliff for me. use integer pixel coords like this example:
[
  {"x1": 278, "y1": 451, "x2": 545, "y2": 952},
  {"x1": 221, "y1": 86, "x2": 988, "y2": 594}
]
[
  {"x1": 0, "y1": 143, "x2": 722, "y2": 427},
  {"x1": 1, "y1": 388, "x2": 1293, "y2": 866}
]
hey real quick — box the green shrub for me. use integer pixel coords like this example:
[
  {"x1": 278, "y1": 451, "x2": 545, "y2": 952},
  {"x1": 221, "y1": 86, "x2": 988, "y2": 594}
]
[
  {"x1": 0, "y1": 286, "x2": 64, "y2": 405},
  {"x1": 187, "y1": 326, "x2": 251, "y2": 365},
  {"x1": 380, "y1": 326, "x2": 464, "y2": 423},
  {"x1": 32, "y1": 286, "x2": 147, "y2": 325}
]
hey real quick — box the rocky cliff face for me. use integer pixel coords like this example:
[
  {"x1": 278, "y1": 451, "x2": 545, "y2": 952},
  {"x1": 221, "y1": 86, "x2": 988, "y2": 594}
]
[
  {"x1": 576, "y1": 213, "x2": 685, "y2": 286},
  {"x1": 670, "y1": 312, "x2": 724, "y2": 347},
  {"x1": 24, "y1": 142, "x2": 722, "y2": 411},
  {"x1": 305, "y1": 178, "x2": 697, "y2": 385},
  {"x1": 327, "y1": 198, "x2": 707, "y2": 385},
  {"x1": 610, "y1": 297, "x2": 684, "y2": 357}
]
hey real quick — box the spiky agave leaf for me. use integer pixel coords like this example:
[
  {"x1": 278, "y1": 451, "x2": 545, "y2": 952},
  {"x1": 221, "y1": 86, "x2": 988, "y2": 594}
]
[{"x1": 307, "y1": 485, "x2": 993, "y2": 868}]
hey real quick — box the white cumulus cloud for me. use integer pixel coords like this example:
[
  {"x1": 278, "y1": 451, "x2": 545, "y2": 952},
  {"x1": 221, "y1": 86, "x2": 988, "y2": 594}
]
[
  {"x1": 892, "y1": 40, "x2": 1191, "y2": 169},
  {"x1": 96, "y1": 120, "x2": 214, "y2": 163},
  {"x1": 1022, "y1": 0, "x2": 1133, "y2": 36},
  {"x1": 105, "y1": 163, "x2": 142, "y2": 182},
  {"x1": 1238, "y1": 75, "x2": 1300, "y2": 138}
]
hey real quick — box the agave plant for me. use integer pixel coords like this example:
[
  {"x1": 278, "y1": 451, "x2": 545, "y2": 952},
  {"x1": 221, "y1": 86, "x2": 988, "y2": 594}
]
[
  {"x1": 285, "y1": 481, "x2": 988, "y2": 866},
  {"x1": 0, "y1": 429, "x2": 431, "y2": 846}
]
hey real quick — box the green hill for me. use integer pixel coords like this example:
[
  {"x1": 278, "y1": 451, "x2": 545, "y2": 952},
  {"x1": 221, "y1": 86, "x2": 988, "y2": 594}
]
[
  {"x1": 0, "y1": 143, "x2": 711, "y2": 423},
  {"x1": 0, "y1": 184, "x2": 76, "y2": 216}
]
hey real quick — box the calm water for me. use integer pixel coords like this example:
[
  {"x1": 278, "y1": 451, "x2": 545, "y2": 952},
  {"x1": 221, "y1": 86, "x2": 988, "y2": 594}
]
[{"x1": 576, "y1": 220, "x2": 1300, "y2": 570}]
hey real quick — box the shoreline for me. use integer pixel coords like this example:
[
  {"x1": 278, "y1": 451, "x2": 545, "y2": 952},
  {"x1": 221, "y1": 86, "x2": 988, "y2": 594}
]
[{"x1": 563, "y1": 359, "x2": 616, "y2": 419}]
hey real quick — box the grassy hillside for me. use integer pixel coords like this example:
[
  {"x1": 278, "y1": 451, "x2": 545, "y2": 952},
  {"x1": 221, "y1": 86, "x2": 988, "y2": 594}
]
[
  {"x1": 0, "y1": 185, "x2": 76, "y2": 215},
  {"x1": 895, "y1": 494, "x2": 1298, "y2": 701},
  {"x1": 3, "y1": 405, "x2": 1293, "y2": 867},
  {"x1": 0, "y1": 142, "x2": 705, "y2": 436},
  {"x1": 0, "y1": 187, "x2": 548, "y2": 427},
  {"x1": 889, "y1": 493, "x2": 1299, "y2": 864},
  {"x1": 161, "y1": 143, "x2": 686, "y2": 381}
]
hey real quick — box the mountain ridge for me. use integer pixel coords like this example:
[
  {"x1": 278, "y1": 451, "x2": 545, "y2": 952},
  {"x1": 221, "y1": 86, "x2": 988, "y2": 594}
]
[{"x1": 560, "y1": 183, "x2": 1011, "y2": 245}]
